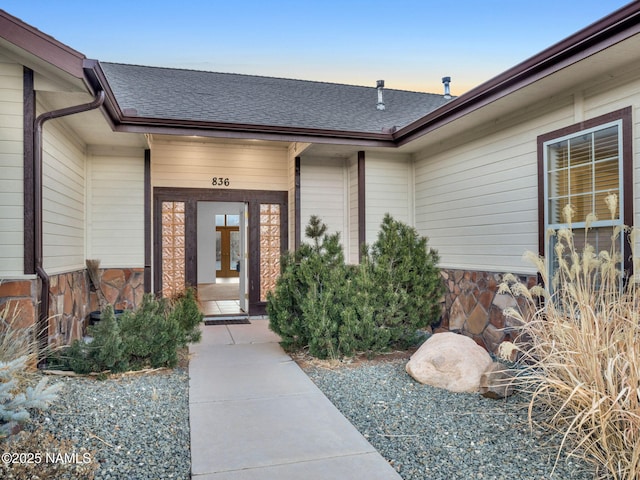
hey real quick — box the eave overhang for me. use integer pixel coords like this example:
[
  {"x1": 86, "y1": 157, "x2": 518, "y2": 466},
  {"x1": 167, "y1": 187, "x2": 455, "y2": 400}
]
[{"x1": 0, "y1": 9, "x2": 86, "y2": 79}]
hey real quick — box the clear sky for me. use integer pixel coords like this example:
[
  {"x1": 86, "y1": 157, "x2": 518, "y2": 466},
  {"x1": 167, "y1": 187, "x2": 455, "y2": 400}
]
[{"x1": 1, "y1": 0, "x2": 632, "y2": 95}]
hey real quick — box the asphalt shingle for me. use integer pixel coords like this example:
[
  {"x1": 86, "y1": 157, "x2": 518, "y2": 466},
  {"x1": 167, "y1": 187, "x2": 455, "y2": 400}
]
[{"x1": 100, "y1": 62, "x2": 450, "y2": 134}]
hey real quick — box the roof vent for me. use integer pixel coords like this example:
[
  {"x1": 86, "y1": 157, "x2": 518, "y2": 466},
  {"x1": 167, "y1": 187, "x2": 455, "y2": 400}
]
[
  {"x1": 376, "y1": 80, "x2": 385, "y2": 110},
  {"x1": 442, "y1": 76, "x2": 452, "y2": 99}
]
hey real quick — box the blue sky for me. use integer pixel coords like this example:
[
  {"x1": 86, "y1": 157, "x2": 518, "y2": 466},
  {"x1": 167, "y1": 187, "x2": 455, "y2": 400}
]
[{"x1": 2, "y1": 1, "x2": 632, "y2": 94}]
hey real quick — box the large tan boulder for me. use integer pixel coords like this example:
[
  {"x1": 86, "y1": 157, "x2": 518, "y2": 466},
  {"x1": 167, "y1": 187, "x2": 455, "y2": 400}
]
[{"x1": 406, "y1": 332, "x2": 493, "y2": 393}]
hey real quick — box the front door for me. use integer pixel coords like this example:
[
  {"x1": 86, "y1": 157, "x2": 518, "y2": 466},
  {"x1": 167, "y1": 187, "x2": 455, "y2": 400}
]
[
  {"x1": 154, "y1": 188, "x2": 287, "y2": 316},
  {"x1": 216, "y1": 226, "x2": 240, "y2": 278}
]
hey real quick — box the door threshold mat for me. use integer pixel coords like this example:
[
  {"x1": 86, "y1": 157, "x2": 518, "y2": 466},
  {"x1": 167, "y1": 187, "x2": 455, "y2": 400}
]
[{"x1": 204, "y1": 316, "x2": 250, "y2": 325}]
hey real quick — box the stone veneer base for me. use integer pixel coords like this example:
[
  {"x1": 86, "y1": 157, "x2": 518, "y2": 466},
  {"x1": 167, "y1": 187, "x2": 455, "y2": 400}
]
[
  {"x1": 0, "y1": 268, "x2": 145, "y2": 347},
  {"x1": 438, "y1": 268, "x2": 537, "y2": 354}
]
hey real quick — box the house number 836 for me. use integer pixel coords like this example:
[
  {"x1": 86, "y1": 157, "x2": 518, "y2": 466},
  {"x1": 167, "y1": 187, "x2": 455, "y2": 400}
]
[{"x1": 212, "y1": 177, "x2": 230, "y2": 186}]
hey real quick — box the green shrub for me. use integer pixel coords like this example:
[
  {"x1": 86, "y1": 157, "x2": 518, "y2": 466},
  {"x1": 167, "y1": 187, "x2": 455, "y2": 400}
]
[
  {"x1": 267, "y1": 214, "x2": 443, "y2": 359},
  {"x1": 169, "y1": 287, "x2": 203, "y2": 346},
  {"x1": 367, "y1": 214, "x2": 444, "y2": 346},
  {"x1": 57, "y1": 290, "x2": 201, "y2": 374},
  {"x1": 87, "y1": 305, "x2": 127, "y2": 373},
  {"x1": 267, "y1": 216, "x2": 345, "y2": 354},
  {"x1": 118, "y1": 294, "x2": 182, "y2": 369}
]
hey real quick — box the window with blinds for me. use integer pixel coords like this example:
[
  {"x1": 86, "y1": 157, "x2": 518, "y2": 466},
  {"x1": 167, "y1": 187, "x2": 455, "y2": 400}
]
[
  {"x1": 543, "y1": 119, "x2": 625, "y2": 283},
  {"x1": 546, "y1": 123, "x2": 621, "y2": 226}
]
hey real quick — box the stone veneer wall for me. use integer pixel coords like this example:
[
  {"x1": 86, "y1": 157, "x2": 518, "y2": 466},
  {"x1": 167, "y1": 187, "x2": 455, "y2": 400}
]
[
  {"x1": 87, "y1": 268, "x2": 145, "y2": 314},
  {"x1": 438, "y1": 268, "x2": 538, "y2": 354},
  {"x1": 48, "y1": 271, "x2": 90, "y2": 346},
  {"x1": 0, "y1": 280, "x2": 39, "y2": 330},
  {"x1": 0, "y1": 268, "x2": 145, "y2": 347},
  {"x1": 48, "y1": 268, "x2": 145, "y2": 346}
]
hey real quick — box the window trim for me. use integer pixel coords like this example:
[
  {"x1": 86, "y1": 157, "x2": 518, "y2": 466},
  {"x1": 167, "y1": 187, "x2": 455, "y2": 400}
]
[{"x1": 537, "y1": 106, "x2": 633, "y2": 274}]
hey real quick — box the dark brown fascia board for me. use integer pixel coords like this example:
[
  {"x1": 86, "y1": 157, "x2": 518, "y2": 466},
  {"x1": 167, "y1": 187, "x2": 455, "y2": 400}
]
[
  {"x1": 0, "y1": 9, "x2": 85, "y2": 78},
  {"x1": 114, "y1": 118, "x2": 396, "y2": 145},
  {"x1": 393, "y1": 1, "x2": 640, "y2": 145}
]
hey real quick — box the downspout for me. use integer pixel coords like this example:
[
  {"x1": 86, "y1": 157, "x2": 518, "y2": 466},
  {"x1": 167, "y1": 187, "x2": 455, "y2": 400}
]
[{"x1": 34, "y1": 90, "x2": 105, "y2": 353}]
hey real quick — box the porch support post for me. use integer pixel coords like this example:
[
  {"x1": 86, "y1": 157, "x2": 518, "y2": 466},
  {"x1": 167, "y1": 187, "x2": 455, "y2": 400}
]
[
  {"x1": 144, "y1": 149, "x2": 151, "y2": 293},
  {"x1": 358, "y1": 150, "x2": 366, "y2": 262},
  {"x1": 23, "y1": 67, "x2": 35, "y2": 274},
  {"x1": 295, "y1": 156, "x2": 301, "y2": 250}
]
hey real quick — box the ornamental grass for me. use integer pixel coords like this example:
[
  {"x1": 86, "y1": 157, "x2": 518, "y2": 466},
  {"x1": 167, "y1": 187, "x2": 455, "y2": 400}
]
[{"x1": 499, "y1": 194, "x2": 640, "y2": 480}]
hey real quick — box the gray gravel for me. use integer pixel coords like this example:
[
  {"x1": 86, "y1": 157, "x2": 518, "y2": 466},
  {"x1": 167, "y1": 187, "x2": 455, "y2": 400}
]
[
  {"x1": 303, "y1": 359, "x2": 598, "y2": 480},
  {"x1": 27, "y1": 368, "x2": 190, "y2": 480}
]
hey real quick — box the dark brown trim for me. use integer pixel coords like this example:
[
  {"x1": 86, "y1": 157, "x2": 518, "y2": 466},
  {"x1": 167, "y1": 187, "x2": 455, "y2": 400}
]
[
  {"x1": 143, "y1": 150, "x2": 151, "y2": 293},
  {"x1": 621, "y1": 107, "x2": 634, "y2": 275},
  {"x1": 152, "y1": 187, "x2": 288, "y2": 315},
  {"x1": 295, "y1": 157, "x2": 301, "y2": 250},
  {"x1": 111, "y1": 118, "x2": 396, "y2": 146},
  {"x1": 0, "y1": 10, "x2": 86, "y2": 78},
  {"x1": 185, "y1": 201, "x2": 198, "y2": 288},
  {"x1": 536, "y1": 106, "x2": 633, "y2": 272},
  {"x1": 23, "y1": 67, "x2": 35, "y2": 275},
  {"x1": 248, "y1": 201, "x2": 261, "y2": 310},
  {"x1": 357, "y1": 151, "x2": 366, "y2": 261}
]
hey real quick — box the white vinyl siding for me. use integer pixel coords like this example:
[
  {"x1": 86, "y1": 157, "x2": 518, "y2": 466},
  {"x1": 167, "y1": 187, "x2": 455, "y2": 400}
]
[
  {"x1": 365, "y1": 153, "x2": 411, "y2": 243},
  {"x1": 300, "y1": 157, "x2": 346, "y2": 243},
  {"x1": 0, "y1": 59, "x2": 24, "y2": 276},
  {"x1": 413, "y1": 119, "x2": 549, "y2": 275},
  {"x1": 87, "y1": 148, "x2": 145, "y2": 267},
  {"x1": 41, "y1": 114, "x2": 86, "y2": 274},
  {"x1": 151, "y1": 138, "x2": 288, "y2": 191},
  {"x1": 413, "y1": 69, "x2": 640, "y2": 276}
]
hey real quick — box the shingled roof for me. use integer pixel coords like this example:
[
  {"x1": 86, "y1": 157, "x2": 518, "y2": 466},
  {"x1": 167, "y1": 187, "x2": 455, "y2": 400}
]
[{"x1": 100, "y1": 62, "x2": 450, "y2": 135}]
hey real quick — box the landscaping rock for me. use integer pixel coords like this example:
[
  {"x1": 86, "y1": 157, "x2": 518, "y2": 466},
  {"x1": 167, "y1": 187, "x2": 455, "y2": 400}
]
[
  {"x1": 405, "y1": 332, "x2": 493, "y2": 392},
  {"x1": 479, "y1": 361, "x2": 516, "y2": 399}
]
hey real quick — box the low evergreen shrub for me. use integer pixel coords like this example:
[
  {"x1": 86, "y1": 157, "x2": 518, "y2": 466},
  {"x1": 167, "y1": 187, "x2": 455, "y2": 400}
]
[
  {"x1": 57, "y1": 289, "x2": 202, "y2": 374},
  {"x1": 267, "y1": 214, "x2": 443, "y2": 358},
  {"x1": 169, "y1": 287, "x2": 203, "y2": 346},
  {"x1": 87, "y1": 305, "x2": 128, "y2": 373}
]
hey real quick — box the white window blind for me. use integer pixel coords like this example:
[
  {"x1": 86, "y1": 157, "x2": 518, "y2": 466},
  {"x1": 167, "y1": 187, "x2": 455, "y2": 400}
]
[{"x1": 546, "y1": 124, "x2": 620, "y2": 226}]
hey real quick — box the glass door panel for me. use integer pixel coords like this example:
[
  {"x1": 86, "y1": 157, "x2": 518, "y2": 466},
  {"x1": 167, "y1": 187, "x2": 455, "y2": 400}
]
[
  {"x1": 161, "y1": 201, "x2": 185, "y2": 298},
  {"x1": 259, "y1": 204, "x2": 280, "y2": 301}
]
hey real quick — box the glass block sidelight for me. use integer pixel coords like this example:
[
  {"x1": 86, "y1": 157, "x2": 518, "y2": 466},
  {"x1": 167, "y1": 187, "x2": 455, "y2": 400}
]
[
  {"x1": 259, "y1": 204, "x2": 281, "y2": 302},
  {"x1": 161, "y1": 201, "x2": 186, "y2": 298}
]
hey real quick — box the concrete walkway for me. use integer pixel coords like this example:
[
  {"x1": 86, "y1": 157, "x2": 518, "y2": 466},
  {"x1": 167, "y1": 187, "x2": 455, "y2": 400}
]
[{"x1": 189, "y1": 319, "x2": 402, "y2": 479}]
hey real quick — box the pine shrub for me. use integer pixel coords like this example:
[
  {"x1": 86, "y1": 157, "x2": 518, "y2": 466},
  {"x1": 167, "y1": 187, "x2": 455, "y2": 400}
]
[
  {"x1": 58, "y1": 290, "x2": 201, "y2": 374},
  {"x1": 118, "y1": 294, "x2": 182, "y2": 369},
  {"x1": 87, "y1": 305, "x2": 127, "y2": 373},
  {"x1": 169, "y1": 287, "x2": 203, "y2": 346},
  {"x1": 267, "y1": 214, "x2": 443, "y2": 358},
  {"x1": 367, "y1": 214, "x2": 444, "y2": 346}
]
